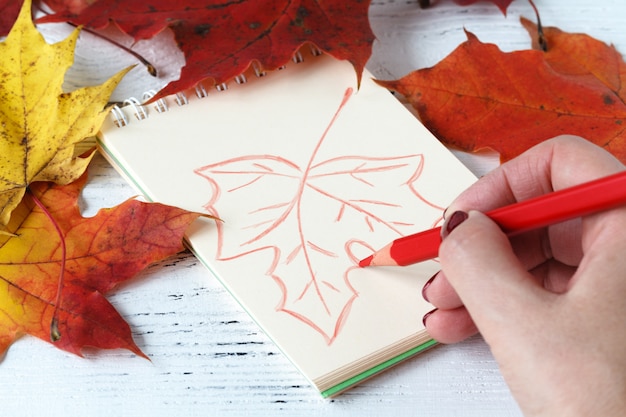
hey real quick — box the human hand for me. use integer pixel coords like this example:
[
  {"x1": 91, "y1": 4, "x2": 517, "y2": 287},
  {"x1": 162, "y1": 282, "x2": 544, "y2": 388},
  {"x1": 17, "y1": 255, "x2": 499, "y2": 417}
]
[{"x1": 422, "y1": 136, "x2": 626, "y2": 416}]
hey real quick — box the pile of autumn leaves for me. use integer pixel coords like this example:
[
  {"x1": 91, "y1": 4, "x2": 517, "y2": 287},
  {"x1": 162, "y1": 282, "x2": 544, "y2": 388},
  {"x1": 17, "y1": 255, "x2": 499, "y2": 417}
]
[{"x1": 1, "y1": 0, "x2": 625, "y2": 359}]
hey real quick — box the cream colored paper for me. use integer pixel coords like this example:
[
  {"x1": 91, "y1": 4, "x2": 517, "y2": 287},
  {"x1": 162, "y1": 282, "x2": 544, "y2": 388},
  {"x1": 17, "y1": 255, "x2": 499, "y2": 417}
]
[{"x1": 97, "y1": 53, "x2": 476, "y2": 395}]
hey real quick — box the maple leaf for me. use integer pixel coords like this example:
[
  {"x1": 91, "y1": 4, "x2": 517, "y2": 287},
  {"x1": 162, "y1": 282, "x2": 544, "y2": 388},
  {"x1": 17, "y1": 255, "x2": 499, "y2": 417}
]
[
  {"x1": 38, "y1": 0, "x2": 375, "y2": 98},
  {"x1": 0, "y1": 171, "x2": 202, "y2": 357},
  {"x1": 376, "y1": 29, "x2": 626, "y2": 163},
  {"x1": 0, "y1": 0, "x2": 129, "y2": 232},
  {"x1": 194, "y1": 90, "x2": 443, "y2": 344}
]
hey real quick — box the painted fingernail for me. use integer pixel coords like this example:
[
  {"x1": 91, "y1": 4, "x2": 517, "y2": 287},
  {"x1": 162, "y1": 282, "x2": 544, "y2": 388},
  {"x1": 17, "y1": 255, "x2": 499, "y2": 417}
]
[
  {"x1": 441, "y1": 210, "x2": 468, "y2": 239},
  {"x1": 421, "y1": 271, "x2": 439, "y2": 303},
  {"x1": 422, "y1": 308, "x2": 438, "y2": 327}
]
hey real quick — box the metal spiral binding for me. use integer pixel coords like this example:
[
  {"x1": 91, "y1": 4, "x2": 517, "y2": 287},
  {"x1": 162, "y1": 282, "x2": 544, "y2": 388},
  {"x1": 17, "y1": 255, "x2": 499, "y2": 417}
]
[
  {"x1": 109, "y1": 88, "x2": 189, "y2": 128},
  {"x1": 195, "y1": 84, "x2": 209, "y2": 98},
  {"x1": 252, "y1": 62, "x2": 266, "y2": 78},
  {"x1": 123, "y1": 97, "x2": 148, "y2": 120},
  {"x1": 110, "y1": 105, "x2": 128, "y2": 128},
  {"x1": 174, "y1": 91, "x2": 189, "y2": 106},
  {"x1": 143, "y1": 90, "x2": 168, "y2": 113},
  {"x1": 308, "y1": 44, "x2": 323, "y2": 56},
  {"x1": 110, "y1": 97, "x2": 146, "y2": 128},
  {"x1": 109, "y1": 45, "x2": 323, "y2": 128},
  {"x1": 292, "y1": 50, "x2": 304, "y2": 64}
]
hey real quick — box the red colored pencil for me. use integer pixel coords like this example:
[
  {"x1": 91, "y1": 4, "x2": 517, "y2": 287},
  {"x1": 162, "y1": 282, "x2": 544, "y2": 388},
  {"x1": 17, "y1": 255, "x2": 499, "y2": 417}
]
[{"x1": 359, "y1": 170, "x2": 626, "y2": 267}]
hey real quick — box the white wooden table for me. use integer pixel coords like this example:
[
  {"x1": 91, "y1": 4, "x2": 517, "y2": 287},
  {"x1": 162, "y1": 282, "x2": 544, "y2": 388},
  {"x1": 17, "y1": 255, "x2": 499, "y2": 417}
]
[{"x1": 3, "y1": 1, "x2": 624, "y2": 415}]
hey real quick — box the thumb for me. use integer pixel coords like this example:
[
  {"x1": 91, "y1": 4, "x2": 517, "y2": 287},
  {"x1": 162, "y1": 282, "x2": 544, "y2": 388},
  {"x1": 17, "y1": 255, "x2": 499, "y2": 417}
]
[{"x1": 438, "y1": 211, "x2": 549, "y2": 338}]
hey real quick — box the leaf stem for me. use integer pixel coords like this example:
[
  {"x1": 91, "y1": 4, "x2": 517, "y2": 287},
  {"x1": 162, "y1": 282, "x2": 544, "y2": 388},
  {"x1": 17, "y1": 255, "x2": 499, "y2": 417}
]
[
  {"x1": 78, "y1": 26, "x2": 157, "y2": 77},
  {"x1": 528, "y1": 0, "x2": 547, "y2": 51},
  {"x1": 34, "y1": 5, "x2": 157, "y2": 76},
  {"x1": 27, "y1": 187, "x2": 66, "y2": 342}
]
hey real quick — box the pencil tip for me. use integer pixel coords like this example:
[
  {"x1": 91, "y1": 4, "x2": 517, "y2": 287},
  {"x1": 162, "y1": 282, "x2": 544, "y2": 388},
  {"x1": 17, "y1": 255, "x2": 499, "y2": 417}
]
[{"x1": 359, "y1": 255, "x2": 373, "y2": 267}]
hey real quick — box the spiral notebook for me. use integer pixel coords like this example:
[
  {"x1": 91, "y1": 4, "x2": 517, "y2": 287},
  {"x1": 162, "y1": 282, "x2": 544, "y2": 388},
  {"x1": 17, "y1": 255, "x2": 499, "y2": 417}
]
[{"x1": 97, "y1": 51, "x2": 477, "y2": 397}]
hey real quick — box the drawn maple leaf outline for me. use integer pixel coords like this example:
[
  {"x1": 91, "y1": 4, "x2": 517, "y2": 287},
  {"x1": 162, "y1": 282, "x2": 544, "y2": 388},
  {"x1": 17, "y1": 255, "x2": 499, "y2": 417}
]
[{"x1": 194, "y1": 88, "x2": 443, "y2": 344}]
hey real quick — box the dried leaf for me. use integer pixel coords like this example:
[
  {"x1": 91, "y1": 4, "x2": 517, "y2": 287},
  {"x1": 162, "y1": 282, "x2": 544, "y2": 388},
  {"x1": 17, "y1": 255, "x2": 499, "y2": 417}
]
[
  {"x1": 38, "y1": 0, "x2": 375, "y2": 98},
  {"x1": 377, "y1": 29, "x2": 626, "y2": 163},
  {"x1": 0, "y1": 171, "x2": 202, "y2": 357}
]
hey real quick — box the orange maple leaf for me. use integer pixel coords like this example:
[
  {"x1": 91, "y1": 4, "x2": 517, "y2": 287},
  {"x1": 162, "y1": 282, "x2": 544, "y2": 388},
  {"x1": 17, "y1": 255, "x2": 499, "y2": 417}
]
[
  {"x1": 376, "y1": 26, "x2": 626, "y2": 163},
  {"x1": 0, "y1": 172, "x2": 202, "y2": 357}
]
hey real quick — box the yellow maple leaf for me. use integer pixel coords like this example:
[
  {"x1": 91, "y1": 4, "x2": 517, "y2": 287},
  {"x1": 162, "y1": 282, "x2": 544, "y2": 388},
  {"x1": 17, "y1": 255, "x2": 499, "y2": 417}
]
[{"x1": 0, "y1": 0, "x2": 129, "y2": 232}]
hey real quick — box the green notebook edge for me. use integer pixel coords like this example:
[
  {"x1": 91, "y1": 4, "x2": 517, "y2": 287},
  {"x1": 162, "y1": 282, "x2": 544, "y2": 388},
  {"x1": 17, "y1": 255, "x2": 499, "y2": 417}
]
[{"x1": 321, "y1": 338, "x2": 438, "y2": 398}]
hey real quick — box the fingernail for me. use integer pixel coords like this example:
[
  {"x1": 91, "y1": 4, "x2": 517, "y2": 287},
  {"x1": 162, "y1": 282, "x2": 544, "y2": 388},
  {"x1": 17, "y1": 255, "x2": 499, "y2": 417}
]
[
  {"x1": 421, "y1": 271, "x2": 439, "y2": 302},
  {"x1": 422, "y1": 308, "x2": 438, "y2": 327},
  {"x1": 441, "y1": 210, "x2": 468, "y2": 239}
]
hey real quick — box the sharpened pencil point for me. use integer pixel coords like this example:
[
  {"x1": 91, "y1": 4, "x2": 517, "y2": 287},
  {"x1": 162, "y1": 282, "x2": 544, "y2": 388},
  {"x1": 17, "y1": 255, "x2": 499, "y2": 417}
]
[{"x1": 359, "y1": 255, "x2": 373, "y2": 267}]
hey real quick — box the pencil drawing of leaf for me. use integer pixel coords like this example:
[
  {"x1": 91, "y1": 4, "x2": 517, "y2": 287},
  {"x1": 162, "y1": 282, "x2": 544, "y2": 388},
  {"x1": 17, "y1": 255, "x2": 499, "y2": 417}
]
[{"x1": 194, "y1": 89, "x2": 444, "y2": 344}]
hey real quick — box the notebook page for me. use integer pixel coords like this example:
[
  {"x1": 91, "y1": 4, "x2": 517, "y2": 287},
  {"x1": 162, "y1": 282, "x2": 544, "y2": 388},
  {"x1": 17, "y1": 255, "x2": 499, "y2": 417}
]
[{"x1": 97, "y1": 53, "x2": 477, "y2": 394}]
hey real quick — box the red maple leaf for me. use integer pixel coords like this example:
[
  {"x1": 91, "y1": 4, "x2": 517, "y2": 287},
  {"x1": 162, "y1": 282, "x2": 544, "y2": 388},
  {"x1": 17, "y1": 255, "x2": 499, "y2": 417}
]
[
  {"x1": 193, "y1": 89, "x2": 443, "y2": 344},
  {"x1": 0, "y1": 0, "x2": 23, "y2": 36},
  {"x1": 38, "y1": 0, "x2": 375, "y2": 98},
  {"x1": 0, "y1": 172, "x2": 202, "y2": 357}
]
